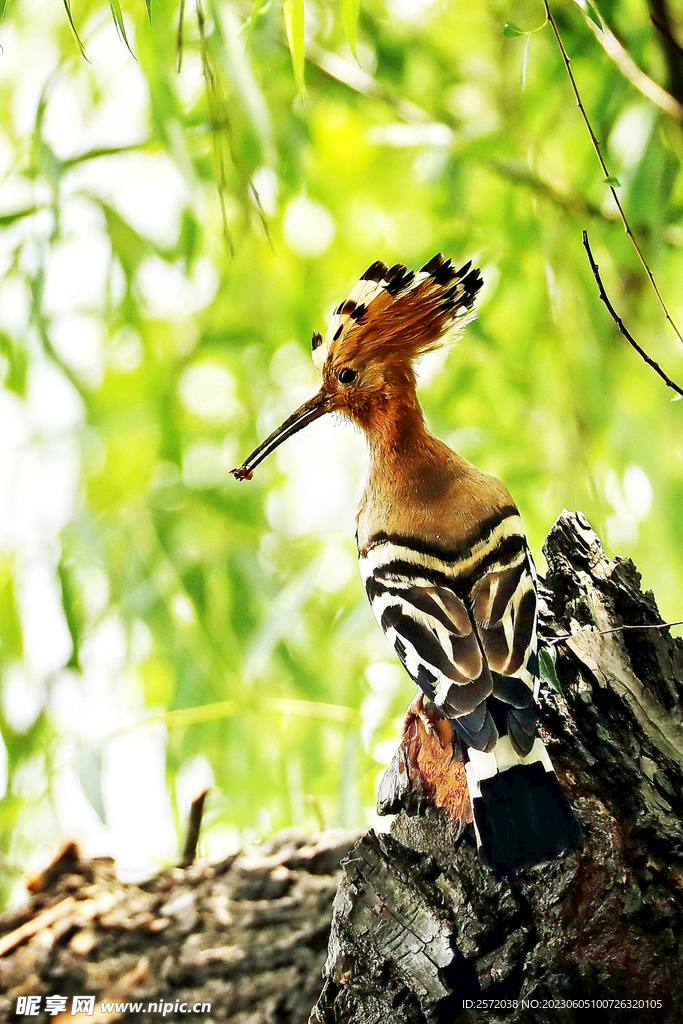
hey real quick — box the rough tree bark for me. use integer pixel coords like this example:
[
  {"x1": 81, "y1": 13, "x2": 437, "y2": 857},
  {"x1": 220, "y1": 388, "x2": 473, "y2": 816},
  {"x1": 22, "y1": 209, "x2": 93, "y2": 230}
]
[
  {"x1": 1, "y1": 512, "x2": 681, "y2": 1023},
  {"x1": 0, "y1": 831, "x2": 360, "y2": 1023},
  {"x1": 311, "y1": 511, "x2": 683, "y2": 1024}
]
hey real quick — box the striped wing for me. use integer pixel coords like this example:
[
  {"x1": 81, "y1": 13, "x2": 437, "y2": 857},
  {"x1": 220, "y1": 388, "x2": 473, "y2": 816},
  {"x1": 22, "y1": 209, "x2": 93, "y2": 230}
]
[{"x1": 359, "y1": 508, "x2": 538, "y2": 755}]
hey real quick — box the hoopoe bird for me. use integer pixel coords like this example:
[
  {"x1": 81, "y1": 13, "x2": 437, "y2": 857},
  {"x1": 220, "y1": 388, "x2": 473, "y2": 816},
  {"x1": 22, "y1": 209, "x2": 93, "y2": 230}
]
[{"x1": 232, "y1": 254, "x2": 582, "y2": 875}]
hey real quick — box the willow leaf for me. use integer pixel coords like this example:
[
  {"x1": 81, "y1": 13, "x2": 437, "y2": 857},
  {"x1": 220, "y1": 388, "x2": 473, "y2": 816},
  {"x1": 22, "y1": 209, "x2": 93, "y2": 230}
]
[
  {"x1": 572, "y1": 0, "x2": 602, "y2": 32},
  {"x1": 109, "y1": 0, "x2": 135, "y2": 57},
  {"x1": 62, "y1": 0, "x2": 88, "y2": 59},
  {"x1": 283, "y1": 0, "x2": 305, "y2": 94},
  {"x1": 340, "y1": 0, "x2": 359, "y2": 58}
]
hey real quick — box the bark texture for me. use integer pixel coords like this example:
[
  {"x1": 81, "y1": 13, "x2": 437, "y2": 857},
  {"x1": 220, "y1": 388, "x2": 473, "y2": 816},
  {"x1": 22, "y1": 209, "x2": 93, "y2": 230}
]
[
  {"x1": 0, "y1": 831, "x2": 360, "y2": 1023},
  {"x1": 311, "y1": 511, "x2": 683, "y2": 1024},
  {"x1": 1, "y1": 512, "x2": 682, "y2": 1024}
]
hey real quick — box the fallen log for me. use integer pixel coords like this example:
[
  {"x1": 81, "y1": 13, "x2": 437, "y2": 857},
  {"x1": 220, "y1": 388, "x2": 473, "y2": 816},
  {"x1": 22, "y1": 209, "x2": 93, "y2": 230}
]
[{"x1": 0, "y1": 831, "x2": 360, "y2": 1023}]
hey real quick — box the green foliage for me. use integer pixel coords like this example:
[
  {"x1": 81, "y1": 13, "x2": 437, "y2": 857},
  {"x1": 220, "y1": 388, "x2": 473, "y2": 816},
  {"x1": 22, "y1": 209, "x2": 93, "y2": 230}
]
[
  {"x1": 61, "y1": 0, "x2": 88, "y2": 58},
  {"x1": 0, "y1": 0, "x2": 682, "y2": 901},
  {"x1": 538, "y1": 647, "x2": 563, "y2": 696},
  {"x1": 571, "y1": 0, "x2": 603, "y2": 32},
  {"x1": 283, "y1": 0, "x2": 306, "y2": 93},
  {"x1": 340, "y1": 0, "x2": 360, "y2": 57},
  {"x1": 107, "y1": 0, "x2": 134, "y2": 56}
]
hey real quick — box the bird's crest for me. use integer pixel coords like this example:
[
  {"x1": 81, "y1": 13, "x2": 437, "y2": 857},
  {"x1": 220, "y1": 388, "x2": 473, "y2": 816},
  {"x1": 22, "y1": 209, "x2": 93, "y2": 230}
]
[{"x1": 311, "y1": 253, "x2": 483, "y2": 373}]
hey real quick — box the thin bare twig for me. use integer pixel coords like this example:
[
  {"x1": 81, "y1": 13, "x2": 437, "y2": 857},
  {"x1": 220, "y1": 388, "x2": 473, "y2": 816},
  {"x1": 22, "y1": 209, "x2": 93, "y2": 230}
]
[
  {"x1": 543, "y1": 0, "x2": 683, "y2": 346},
  {"x1": 582, "y1": 231, "x2": 683, "y2": 398},
  {"x1": 547, "y1": 619, "x2": 683, "y2": 645},
  {"x1": 180, "y1": 789, "x2": 209, "y2": 867},
  {"x1": 0, "y1": 899, "x2": 76, "y2": 957}
]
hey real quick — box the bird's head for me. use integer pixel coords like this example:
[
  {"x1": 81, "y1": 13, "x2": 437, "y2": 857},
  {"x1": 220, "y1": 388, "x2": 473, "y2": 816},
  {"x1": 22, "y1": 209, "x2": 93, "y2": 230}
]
[{"x1": 232, "y1": 253, "x2": 482, "y2": 479}]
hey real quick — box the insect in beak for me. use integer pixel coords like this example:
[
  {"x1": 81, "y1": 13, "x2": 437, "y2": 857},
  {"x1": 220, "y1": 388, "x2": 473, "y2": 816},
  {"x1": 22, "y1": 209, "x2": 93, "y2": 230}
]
[{"x1": 231, "y1": 389, "x2": 332, "y2": 480}]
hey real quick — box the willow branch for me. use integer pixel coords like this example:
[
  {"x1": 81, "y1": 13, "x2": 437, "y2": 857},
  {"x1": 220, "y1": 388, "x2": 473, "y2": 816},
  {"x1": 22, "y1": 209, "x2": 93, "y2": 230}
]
[
  {"x1": 229, "y1": 0, "x2": 620, "y2": 226},
  {"x1": 489, "y1": 158, "x2": 612, "y2": 220},
  {"x1": 543, "y1": 0, "x2": 683, "y2": 346},
  {"x1": 583, "y1": 230, "x2": 683, "y2": 399},
  {"x1": 586, "y1": 15, "x2": 683, "y2": 123},
  {"x1": 305, "y1": 39, "x2": 433, "y2": 125},
  {"x1": 304, "y1": 38, "x2": 613, "y2": 223}
]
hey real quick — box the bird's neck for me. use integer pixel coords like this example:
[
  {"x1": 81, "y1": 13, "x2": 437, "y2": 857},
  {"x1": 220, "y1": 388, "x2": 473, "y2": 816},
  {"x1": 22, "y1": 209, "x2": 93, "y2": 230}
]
[
  {"x1": 361, "y1": 389, "x2": 429, "y2": 463},
  {"x1": 356, "y1": 385, "x2": 457, "y2": 496}
]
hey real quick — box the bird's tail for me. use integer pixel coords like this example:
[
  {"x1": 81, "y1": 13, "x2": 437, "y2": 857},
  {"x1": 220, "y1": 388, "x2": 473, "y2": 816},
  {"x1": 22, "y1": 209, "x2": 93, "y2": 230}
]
[{"x1": 464, "y1": 735, "x2": 582, "y2": 876}]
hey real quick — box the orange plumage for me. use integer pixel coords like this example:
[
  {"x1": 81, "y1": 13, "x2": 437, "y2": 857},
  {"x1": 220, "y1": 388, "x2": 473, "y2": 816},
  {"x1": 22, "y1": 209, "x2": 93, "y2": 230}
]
[{"x1": 232, "y1": 253, "x2": 582, "y2": 876}]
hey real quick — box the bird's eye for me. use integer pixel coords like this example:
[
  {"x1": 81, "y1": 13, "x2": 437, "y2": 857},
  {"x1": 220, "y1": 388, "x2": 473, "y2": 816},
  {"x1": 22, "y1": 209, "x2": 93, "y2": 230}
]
[{"x1": 338, "y1": 368, "x2": 357, "y2": 384}]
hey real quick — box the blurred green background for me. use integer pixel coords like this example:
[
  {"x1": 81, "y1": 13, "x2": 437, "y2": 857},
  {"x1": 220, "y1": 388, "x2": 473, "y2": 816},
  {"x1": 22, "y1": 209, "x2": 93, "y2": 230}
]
[{"x1": 0, "y1": 0, "x2": 681, "y2": 904}]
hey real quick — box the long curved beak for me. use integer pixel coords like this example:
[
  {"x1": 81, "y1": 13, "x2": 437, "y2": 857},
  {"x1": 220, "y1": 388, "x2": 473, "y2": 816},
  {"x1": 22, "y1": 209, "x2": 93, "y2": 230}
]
[{"x1": 231, "y1": 390, "x2": 332, "y2": 480}]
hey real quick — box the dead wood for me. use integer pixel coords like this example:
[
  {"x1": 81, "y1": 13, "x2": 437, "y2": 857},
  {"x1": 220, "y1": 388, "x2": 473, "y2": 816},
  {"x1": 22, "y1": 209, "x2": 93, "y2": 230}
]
[
  {"x1": 311, "y1": 511, "x2": 683, "y2": 1024},
  {"x1": 1, "y1": 512, "x2": 682, "y2": 1024},
  {"x1": 0, "y1": 831, "x2": 360, "y2": 1023}
]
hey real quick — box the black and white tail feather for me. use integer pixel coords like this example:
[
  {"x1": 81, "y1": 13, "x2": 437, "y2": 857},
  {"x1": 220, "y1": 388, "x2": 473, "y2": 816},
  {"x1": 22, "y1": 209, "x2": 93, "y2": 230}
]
[
  {"x1": 360, "y1": 503, "x2": 582, "y2": 875},
  {"x1": 322, "y1": 252, "x2": 581, "y2": 875}
]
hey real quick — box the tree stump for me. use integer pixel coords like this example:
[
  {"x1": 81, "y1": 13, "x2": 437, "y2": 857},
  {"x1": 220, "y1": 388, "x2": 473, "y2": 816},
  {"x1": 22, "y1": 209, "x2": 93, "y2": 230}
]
[
  {"x1": 1, "y1": 512, "x2": 681, "y2": 1023},
  {"x1": 311, "y1": 511, "x2": 683, "y2": 1024}
]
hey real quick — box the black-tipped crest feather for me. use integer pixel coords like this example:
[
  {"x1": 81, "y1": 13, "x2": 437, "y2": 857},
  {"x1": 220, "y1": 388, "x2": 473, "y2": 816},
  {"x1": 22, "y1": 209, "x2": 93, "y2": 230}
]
[{"x1": 324, "y1": 252, "x2": 483, "y2": 371}]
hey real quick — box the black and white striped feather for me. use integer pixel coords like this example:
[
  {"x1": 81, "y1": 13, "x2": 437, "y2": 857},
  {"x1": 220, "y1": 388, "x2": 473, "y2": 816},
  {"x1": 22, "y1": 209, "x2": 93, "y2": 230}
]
[
  {"x1": 359, "y1": 505, "x2": 539, "y2": 756},
  {"x1": 312, "y1": 253, "x2": 483, "y2": 372}
]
